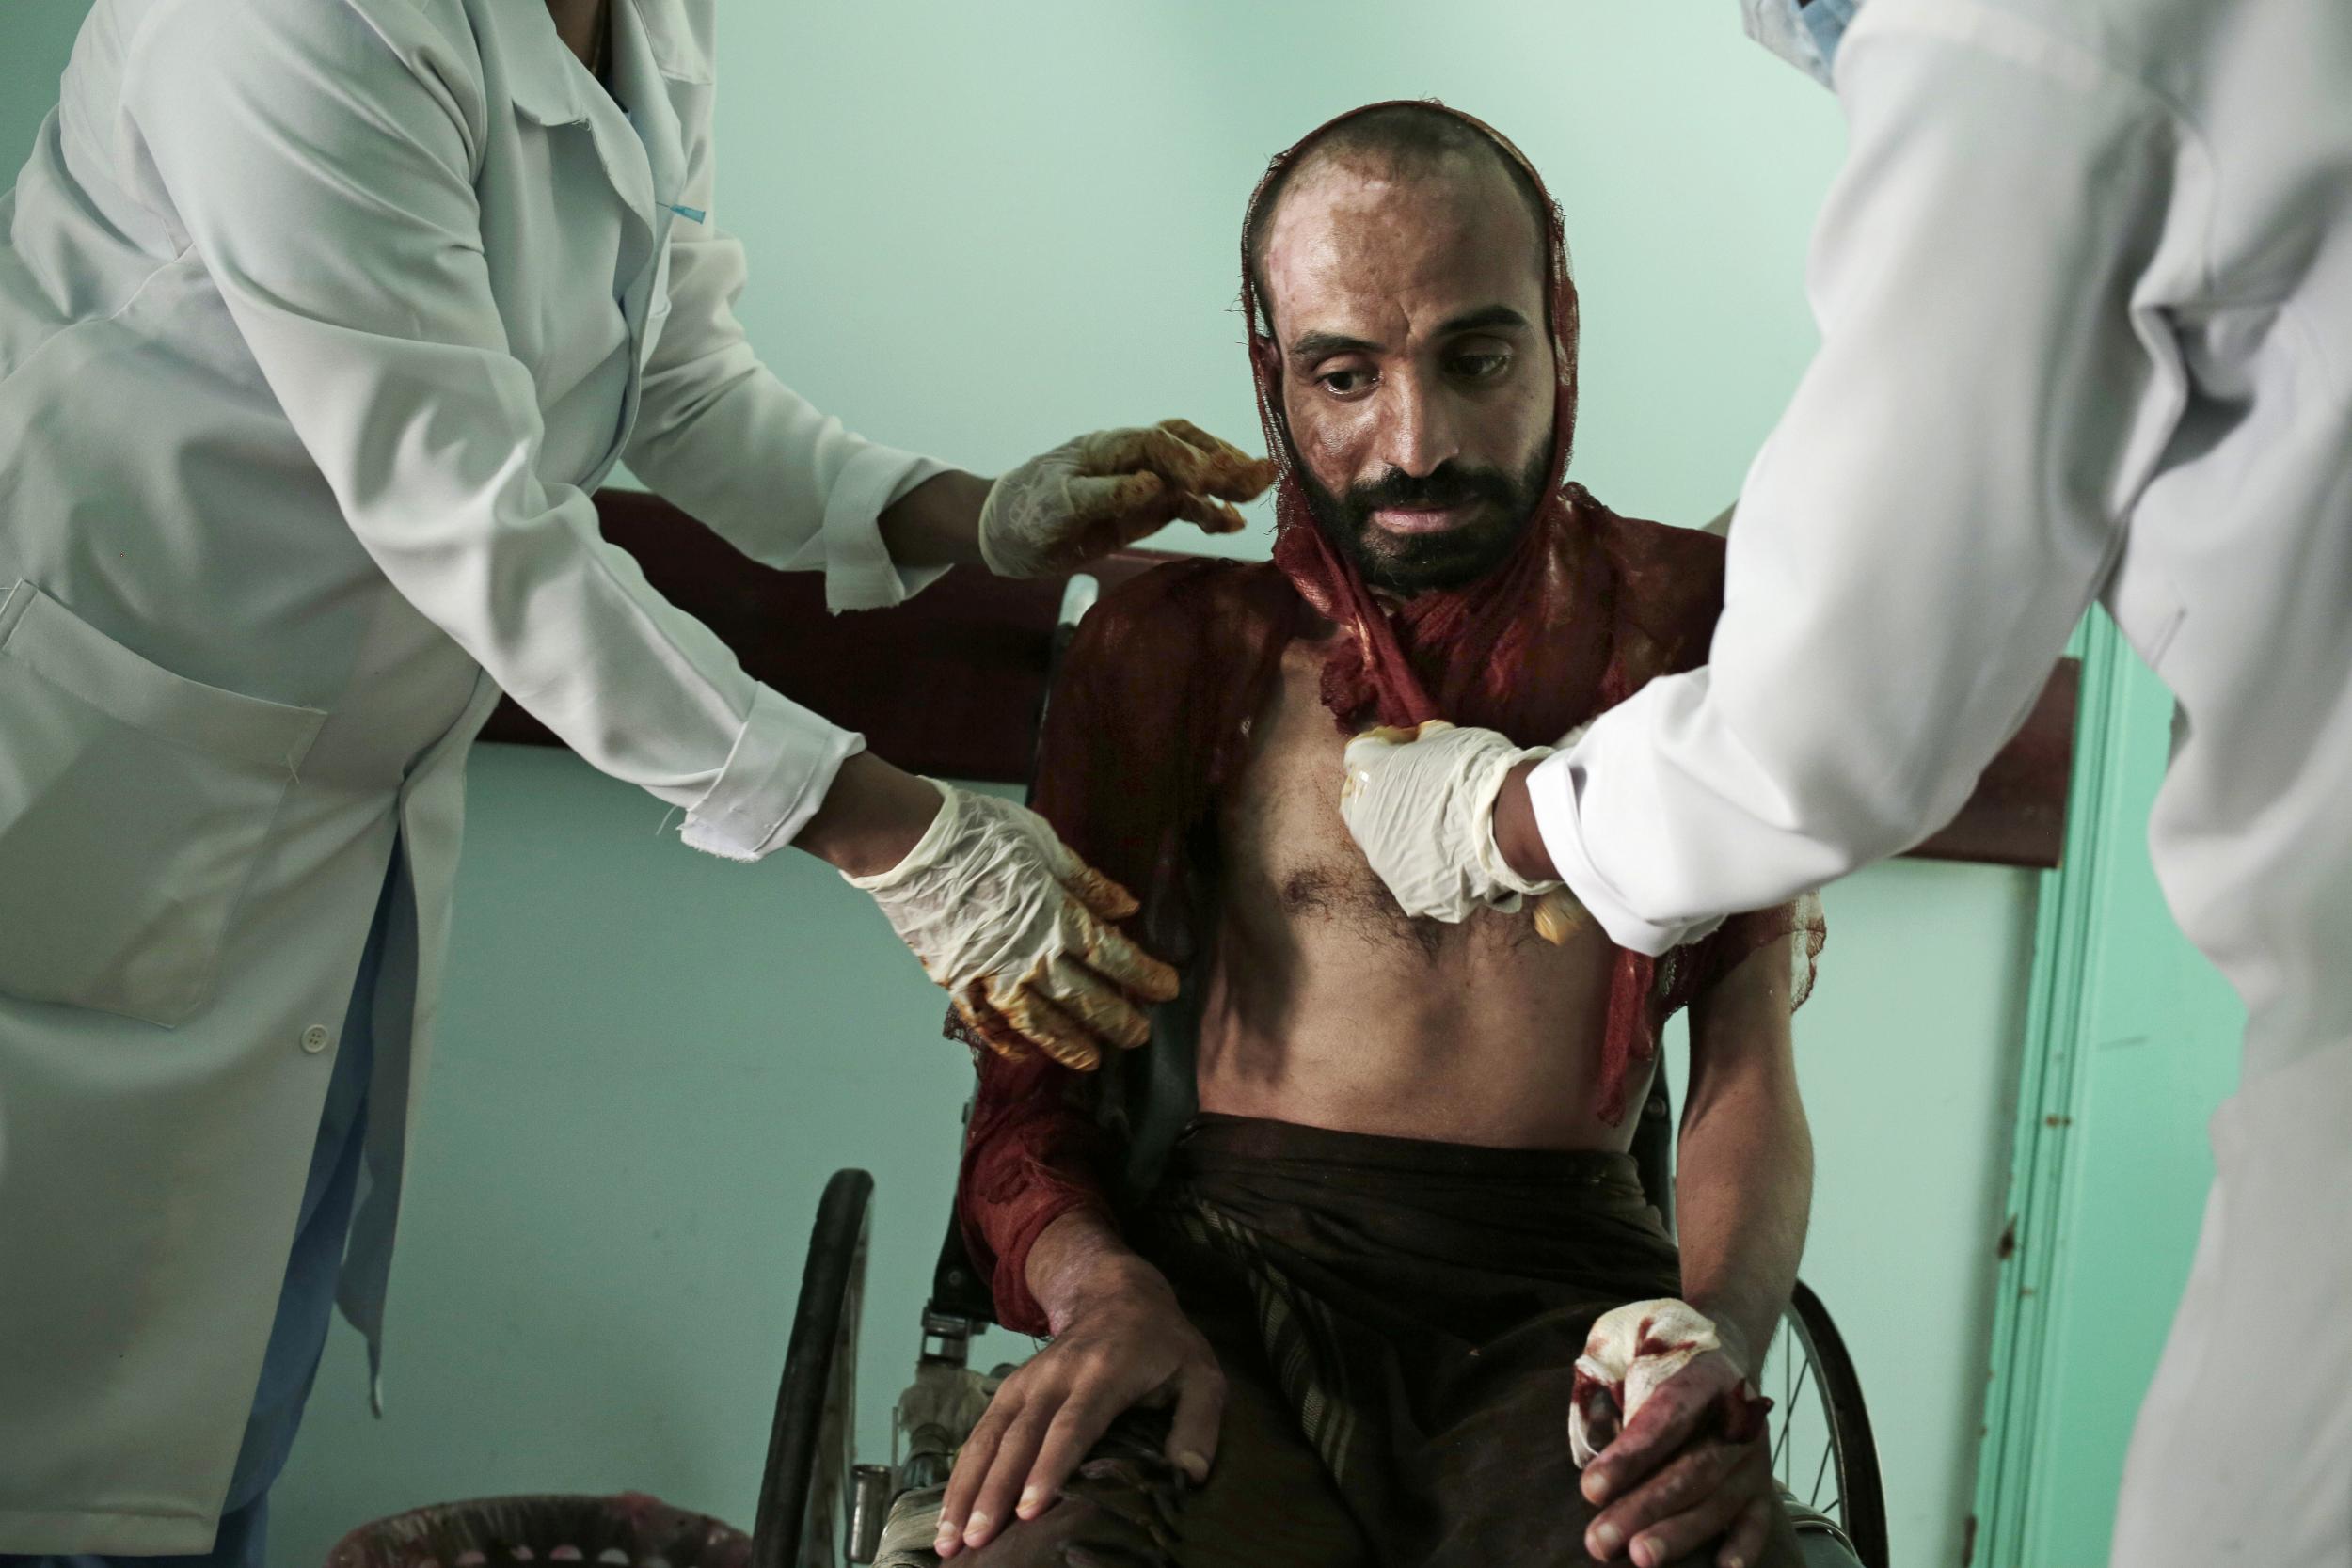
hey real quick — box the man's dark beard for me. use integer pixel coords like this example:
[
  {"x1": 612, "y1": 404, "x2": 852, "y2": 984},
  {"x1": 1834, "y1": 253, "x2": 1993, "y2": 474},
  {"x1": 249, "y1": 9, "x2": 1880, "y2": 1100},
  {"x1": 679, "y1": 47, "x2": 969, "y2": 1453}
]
[{"x1": 1299, "y1": 447, "x2": 1553, "y2": 594}]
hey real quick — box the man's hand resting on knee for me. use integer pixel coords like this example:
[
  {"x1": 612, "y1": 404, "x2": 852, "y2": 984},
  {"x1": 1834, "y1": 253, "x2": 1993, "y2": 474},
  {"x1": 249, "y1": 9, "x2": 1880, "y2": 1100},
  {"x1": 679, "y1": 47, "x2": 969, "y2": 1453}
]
[{"x1": 936, "y1": 1211, "x2": 1225, "y2": 1559}]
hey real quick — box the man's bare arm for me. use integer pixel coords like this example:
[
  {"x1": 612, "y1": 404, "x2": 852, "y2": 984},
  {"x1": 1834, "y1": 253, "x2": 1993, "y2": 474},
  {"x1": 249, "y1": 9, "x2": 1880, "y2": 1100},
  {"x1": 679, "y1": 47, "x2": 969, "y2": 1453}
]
[
  {"x1": 1583, "y1": 933, "x2": 1809, "y2": 1568},
  {"x1": 1677, "y1": 932, "x2": 1812, "y2": 1369},
  {"x1": 1024, "y1": 1209, "x2": 1178, "y2": 1337}
]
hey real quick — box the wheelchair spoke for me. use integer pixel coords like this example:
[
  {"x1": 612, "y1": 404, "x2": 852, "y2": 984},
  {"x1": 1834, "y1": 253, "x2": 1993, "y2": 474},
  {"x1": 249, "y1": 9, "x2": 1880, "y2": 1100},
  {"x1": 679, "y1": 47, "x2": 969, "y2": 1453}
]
[
  {"x1": 1773, "y1": 1348, "x2": 1792, "y2": 1479},
  {"x1": 1810, "y1": 1431, "x2": 1836, "y2": 1509}
]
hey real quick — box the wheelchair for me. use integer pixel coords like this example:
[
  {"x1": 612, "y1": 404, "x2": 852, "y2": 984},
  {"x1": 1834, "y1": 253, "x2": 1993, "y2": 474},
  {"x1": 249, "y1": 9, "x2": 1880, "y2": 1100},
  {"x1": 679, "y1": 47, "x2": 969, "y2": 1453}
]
[
  {"x1": 754, "y1": 1092, "x2": 1886, "y2": 1568},
  {"x1": 749, "y1": 603, "x2": 1889, "y2": 1568}
]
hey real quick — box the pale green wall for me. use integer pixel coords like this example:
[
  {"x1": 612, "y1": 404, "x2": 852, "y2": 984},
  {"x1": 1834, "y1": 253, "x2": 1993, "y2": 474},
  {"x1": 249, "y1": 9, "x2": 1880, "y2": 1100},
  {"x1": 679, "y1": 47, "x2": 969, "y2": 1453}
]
[{"x1": 3, "y1": 6, "x2": 2040, "y2": 1566}]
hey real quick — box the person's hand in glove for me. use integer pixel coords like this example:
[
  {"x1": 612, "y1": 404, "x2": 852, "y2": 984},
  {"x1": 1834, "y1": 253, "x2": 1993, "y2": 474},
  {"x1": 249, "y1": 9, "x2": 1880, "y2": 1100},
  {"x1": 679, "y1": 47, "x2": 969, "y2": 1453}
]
[
  {"x1": 841, "y1": 777, "x2": 1179, "y2": 1070},
  {"x1": 977, "y1": 419, "x2": 1277, "y2": 578},
  {"x1": 1339, "y1": 719, "x2": 1587, "y2": 942}
]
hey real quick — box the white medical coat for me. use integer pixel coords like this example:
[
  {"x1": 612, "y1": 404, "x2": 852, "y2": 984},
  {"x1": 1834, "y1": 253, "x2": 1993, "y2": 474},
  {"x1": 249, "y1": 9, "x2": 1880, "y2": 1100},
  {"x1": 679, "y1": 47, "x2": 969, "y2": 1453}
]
[
  {"x1": 0, "y1": 0, "x2": 944, "y2": 1549},
  {"x1": 1528, "y1": 2, "x2": 2352, "y2": 1560}
]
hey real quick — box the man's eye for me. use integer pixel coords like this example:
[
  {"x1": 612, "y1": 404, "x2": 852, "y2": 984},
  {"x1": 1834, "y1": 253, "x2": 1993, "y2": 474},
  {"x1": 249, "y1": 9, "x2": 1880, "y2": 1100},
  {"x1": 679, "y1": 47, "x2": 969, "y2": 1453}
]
[
  {"x1": 1318, "y1": 368, "x2": 1374, "y2": 396},
  {"x1": 1451, "y1": 352, "x2": 1512, "y2": 381}
]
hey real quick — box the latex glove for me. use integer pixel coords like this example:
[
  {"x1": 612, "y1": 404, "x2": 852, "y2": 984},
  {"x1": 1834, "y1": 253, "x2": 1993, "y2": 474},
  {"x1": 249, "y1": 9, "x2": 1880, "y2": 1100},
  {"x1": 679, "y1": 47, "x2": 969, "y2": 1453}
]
[
  {"x1": 1339, "y1": 719, "x2": 1572, "y2": 928},
  {"x1": 847, "y1": 782, "x2": 1179, "y2": 1070},
  {"x1": 978, "y1": 419, "x2": 1275, "y2": 578}
]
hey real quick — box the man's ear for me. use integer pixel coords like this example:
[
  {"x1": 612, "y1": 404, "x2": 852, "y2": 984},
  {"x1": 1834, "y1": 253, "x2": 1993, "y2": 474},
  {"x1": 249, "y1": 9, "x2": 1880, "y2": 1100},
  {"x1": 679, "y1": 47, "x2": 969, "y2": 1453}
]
[{"x1": 1248, "y1": 334, "x2": 1294, "y2": 436}]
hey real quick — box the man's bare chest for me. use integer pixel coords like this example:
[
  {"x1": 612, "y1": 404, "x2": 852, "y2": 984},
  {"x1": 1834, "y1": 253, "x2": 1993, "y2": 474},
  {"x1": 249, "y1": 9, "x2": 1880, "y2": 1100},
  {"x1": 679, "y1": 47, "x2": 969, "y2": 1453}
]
[
  {"x1": 1216, "y1": 642, "x2": 1545, "y2": 960},
  {"x1": 1192, "y1": 639, "x2": 1622, "y2": 1149}
]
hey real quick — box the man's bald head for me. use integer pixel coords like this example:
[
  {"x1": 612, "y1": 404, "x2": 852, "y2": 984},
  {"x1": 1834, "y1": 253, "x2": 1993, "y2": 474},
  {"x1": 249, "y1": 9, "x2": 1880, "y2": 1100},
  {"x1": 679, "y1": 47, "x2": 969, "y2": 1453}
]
[{"x1": 1246, "y1": 103, "x2": 1553, "y2": 341}]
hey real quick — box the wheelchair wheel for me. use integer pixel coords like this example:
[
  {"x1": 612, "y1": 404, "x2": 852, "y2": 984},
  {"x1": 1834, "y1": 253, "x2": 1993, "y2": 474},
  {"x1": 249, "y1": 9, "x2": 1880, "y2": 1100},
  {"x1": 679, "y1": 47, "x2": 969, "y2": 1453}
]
[
  {"x1": 1758, "y1": 1280, "x2": 1889, "y2": 1567},
  {"x1": 754, "y1": 1168, "x2": 873, "y2": 1568}
]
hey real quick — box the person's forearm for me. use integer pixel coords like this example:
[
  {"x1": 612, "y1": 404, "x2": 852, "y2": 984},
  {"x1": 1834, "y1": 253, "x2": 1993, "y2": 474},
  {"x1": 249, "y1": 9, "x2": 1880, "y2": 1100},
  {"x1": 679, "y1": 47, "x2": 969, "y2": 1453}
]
[
  {"x1": 1492, "y1": 758, "x2": 1558, "y2": 884},
  {"x1": 1525, "y1": 33, "x2": 2167, "y2": 956},
  {"x1": 791, "y1": 750, "x2": 944, "y2": 877},
  {"x1": 959, "y1": 1041, "x2": 1122, "y2": 1335},
  {"x1": 877, "y1": 468, "x2": 994, "y2": 569},
  {"x1": 1025, "y1": 1207, "x2": 1168, "y2": 1336},
  {"x1": 1674, "y1": 1083, "x2": 1812, "y2": 1372}
]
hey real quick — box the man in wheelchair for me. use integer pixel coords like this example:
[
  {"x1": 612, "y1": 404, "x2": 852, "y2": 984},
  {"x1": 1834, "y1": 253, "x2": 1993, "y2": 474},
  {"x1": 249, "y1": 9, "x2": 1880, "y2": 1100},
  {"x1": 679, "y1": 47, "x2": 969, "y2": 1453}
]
[{"x1": 930, "y1": 103, "x2": 1827, "y2": 1568}]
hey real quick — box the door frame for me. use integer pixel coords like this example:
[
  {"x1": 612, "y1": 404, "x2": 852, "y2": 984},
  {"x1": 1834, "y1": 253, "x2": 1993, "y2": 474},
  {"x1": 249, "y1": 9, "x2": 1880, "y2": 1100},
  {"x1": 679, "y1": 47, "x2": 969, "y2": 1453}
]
[{"x1": 1968, "y1": 611, "x2": 2124, "y2": 1563}]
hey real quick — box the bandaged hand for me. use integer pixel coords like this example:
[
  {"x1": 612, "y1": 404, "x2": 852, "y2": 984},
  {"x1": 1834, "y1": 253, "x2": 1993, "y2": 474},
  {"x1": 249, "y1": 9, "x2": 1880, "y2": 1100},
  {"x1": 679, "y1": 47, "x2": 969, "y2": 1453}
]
[
  {"x1": 978, "y1": 419, "x2": 1276, "y2": 579},
  {"x1": 1339, "y1": 720, "x2": 1579, "y2": 933},
  {"x1": 1572, "y1": 1299, "x2": 1777, "y2": 1568},
  {"x1": 847, "y1": 783, "x2": 1179, "y2": 1070}
]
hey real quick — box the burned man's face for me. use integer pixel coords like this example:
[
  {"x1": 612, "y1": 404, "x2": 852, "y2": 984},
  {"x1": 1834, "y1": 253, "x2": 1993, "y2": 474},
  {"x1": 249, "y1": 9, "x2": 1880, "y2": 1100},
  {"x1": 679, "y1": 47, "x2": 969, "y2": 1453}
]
[{"x1": 1261, "y1": 152, "x2": 1556, "y2": 595}]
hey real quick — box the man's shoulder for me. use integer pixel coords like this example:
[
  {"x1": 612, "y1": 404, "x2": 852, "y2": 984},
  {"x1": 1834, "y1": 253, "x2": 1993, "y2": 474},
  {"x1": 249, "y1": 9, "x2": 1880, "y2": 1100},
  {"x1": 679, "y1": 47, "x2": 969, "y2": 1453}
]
[
  {"x1": 1052, "y1": 556, "x2": 1293, "y2": 761},
  {"x1": 1583, "y1": 496, "x2": 1728, "y2": 588},
  {"x1": 1570, "y1": 491, "x2": 1728, "y2": 677},
  {"x1": 1079, "y1": 555, "x2": 1294, "y2": 643}
]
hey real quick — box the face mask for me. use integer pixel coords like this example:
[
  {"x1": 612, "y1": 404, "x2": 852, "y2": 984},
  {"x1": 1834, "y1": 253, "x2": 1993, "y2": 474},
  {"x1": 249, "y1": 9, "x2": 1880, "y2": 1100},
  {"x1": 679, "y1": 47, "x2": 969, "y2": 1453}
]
[{"x1": 1738, "y1": 0, "x2": 1861, "y2": 88}]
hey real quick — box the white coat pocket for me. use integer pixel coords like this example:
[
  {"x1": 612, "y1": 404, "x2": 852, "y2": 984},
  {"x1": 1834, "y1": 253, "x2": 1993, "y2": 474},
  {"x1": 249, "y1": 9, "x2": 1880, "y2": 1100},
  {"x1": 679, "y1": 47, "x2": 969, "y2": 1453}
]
[{"x1": 0, "y1": 581, "x2": 326, "y2": 1026}]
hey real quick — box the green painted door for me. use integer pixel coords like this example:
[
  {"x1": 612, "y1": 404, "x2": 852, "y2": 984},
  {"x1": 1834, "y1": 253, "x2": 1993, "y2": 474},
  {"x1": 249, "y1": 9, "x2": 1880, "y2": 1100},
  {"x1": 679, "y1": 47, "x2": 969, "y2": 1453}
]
[{"x1": 1971, "y1": 614, "x2": 2246, "y2": 1566}]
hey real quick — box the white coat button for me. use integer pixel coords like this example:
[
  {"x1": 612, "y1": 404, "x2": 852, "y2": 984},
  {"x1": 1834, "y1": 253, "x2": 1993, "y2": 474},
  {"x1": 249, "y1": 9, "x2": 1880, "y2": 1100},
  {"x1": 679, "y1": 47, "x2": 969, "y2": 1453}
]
[{"x1": 301, "y1": 1024, "x2": 329, "y2": 1054}]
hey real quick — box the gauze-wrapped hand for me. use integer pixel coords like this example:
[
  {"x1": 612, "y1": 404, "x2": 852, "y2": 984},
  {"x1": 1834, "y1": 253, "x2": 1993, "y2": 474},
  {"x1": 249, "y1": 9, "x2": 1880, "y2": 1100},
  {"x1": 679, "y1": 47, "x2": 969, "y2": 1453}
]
[
  {"x1": 846, "y1": 782, "x2": 1179, "y2": 1070},
  {"x1": 1567, "y1": 1298, "x2": 1769, "y2": 1468},
  {"x1": 978, "y1": 419, "x2": 1276, "y2": 579},
  {"x1": 1340, "y1": 720, "x2": 1579, "y2": 935}
]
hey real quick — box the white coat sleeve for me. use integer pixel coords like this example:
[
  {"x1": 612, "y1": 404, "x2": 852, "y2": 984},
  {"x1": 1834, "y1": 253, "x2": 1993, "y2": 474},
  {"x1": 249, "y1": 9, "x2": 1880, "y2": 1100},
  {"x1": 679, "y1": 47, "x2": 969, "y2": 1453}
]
[
  {"x1": 1527, "y1": 9, "x2": 2195, "y2": 953},
  {"x1": 119, "y1": 1, "x2": 853, "y2": 862},
  {"x1": 623, "y1": 69, "x2": 950, "y2": 612}
]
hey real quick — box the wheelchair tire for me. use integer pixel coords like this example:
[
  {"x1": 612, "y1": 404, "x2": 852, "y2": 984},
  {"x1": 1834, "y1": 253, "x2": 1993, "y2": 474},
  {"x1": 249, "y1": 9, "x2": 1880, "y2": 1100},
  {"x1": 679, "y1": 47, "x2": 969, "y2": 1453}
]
[
  {"x1": 1772, "y1": 1279, "x2": 1890, "y2": 1568},
  {"x1": 754, "y1": 1168, "x2": 874, "y2": 1568}
]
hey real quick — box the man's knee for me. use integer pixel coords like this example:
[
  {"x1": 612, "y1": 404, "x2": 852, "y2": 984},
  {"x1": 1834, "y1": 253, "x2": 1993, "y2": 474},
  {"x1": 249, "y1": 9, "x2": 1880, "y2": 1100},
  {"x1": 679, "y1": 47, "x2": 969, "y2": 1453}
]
[
  {"x1": 948, "y1": 1392, "x2": 1364, "y2": 1568},
  {"x1": 952, "y1": 1429, "x2": 1186, "y2": 1567},
  {"x1": 958, "y1": 1496, "x2": 1168, "y2": 1568}
]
